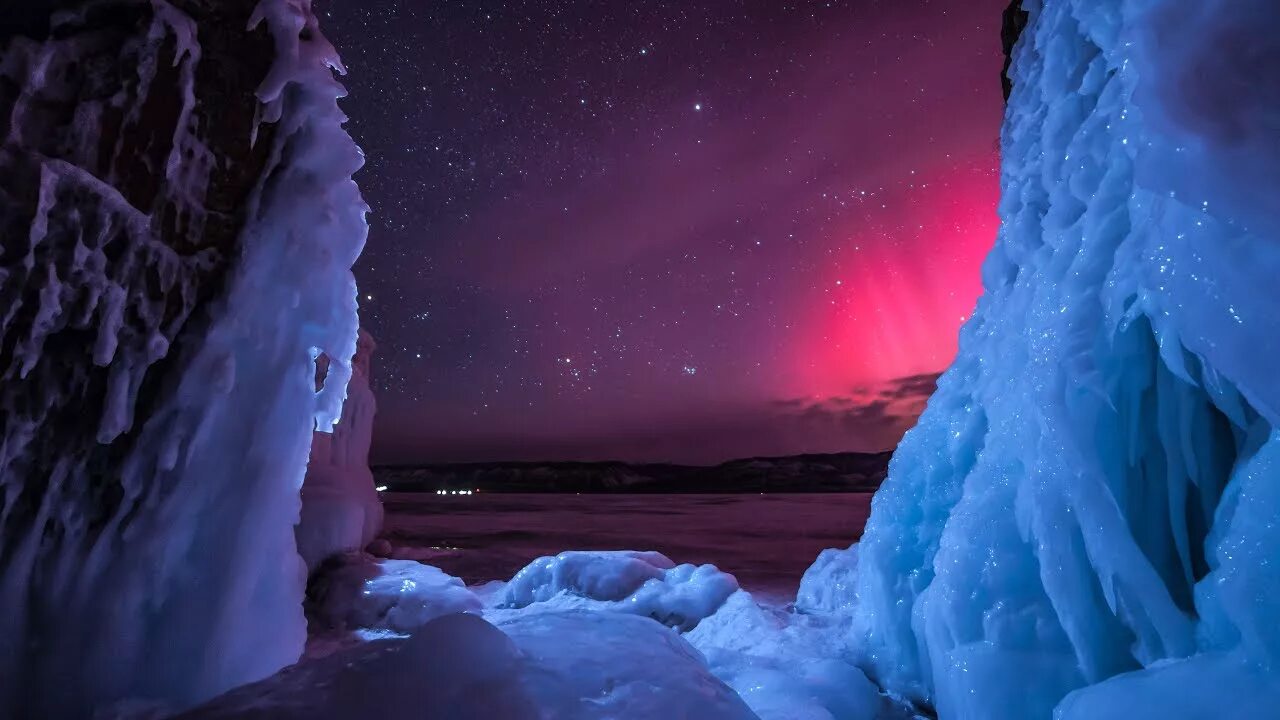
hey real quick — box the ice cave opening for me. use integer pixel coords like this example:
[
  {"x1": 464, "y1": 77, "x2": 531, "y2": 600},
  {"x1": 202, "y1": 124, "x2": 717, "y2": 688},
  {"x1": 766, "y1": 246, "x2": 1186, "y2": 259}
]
[{"x1": 2, "y1": 0, "x2": 1279, "y2": 719}]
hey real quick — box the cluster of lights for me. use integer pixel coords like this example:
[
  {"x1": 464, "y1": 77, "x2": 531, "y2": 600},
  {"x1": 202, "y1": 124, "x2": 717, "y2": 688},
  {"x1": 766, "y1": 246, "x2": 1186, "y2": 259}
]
[{"x1": 436, "y1": 489, "x2": 476, "y2": 495}]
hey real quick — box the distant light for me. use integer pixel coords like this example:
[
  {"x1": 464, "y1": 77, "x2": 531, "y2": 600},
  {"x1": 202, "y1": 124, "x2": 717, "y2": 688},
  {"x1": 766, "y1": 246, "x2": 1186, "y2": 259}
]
[
  {"x1": 694, "y1": 103, "x2": 703, "y2": 111},
  {"x1": 375, "y1": 485, "x2": 388, "y2": 492}
]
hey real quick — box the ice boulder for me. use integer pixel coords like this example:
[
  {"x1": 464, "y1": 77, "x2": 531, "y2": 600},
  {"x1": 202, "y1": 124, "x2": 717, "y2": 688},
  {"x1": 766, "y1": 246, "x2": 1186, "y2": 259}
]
[
  {"x1": 796, "y1": 544, "x2": 859, "y2": 615},
  {"x1": 500, "y1": 550, "x2": 739, "y2": 631},
  {"x1": 308, "y1": 556, "x2": 481, "y2": 634}
]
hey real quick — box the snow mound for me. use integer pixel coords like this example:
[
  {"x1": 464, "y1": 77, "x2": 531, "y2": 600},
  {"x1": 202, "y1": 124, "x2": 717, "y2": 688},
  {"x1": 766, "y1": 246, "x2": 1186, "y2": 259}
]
[
  {"x1": 796, "y1": 544, "x2": 859, "y2": 615},
  {"x1": 309, "y1": 557, "x2": 481, "y2": 634},
  {"x1": 499, "y1": 550, "x2": 739, "y2": 631}
]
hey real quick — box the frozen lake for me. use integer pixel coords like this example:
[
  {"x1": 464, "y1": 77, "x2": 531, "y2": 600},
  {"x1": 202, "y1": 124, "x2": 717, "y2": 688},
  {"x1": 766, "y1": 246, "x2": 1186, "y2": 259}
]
[{"x1": 378, "y1": 492, "x2": 872, "y2": 600}]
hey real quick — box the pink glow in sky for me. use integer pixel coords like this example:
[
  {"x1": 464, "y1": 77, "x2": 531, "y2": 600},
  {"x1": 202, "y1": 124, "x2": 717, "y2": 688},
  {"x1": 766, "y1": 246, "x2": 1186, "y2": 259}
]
[{"x1": 325, "y1": 0, "x2": 1010, "y2": 464}]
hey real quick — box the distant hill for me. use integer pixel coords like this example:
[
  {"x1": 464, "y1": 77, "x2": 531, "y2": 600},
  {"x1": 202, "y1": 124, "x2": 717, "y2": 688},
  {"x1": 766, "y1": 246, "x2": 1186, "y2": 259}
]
[{"x1": 372, "y1": 451, "x2": 891, "y2": 493}]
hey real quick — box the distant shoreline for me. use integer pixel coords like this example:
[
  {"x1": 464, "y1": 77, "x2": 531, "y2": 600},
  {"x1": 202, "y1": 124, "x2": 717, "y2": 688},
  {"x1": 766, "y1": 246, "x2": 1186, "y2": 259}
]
[{"x1": 373, "y1": 450, "x2": 891, "y2": 494}]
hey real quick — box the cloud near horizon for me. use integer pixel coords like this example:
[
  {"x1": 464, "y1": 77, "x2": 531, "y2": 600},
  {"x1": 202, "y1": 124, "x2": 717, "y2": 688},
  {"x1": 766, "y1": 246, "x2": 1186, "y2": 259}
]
[{"x1": 375, "y1": 372, "x2": 941, "y2": 466}]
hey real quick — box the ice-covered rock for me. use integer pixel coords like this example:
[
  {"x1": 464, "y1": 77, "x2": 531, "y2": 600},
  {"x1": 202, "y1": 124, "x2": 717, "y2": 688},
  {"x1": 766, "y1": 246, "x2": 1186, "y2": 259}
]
[
  {"x1": 183, "y1": 611, "x2": 756, "y2": 720},
  {"x1": 499, "y1": 550, "x2": 739, "y2": 631},
  {"x1": 0, "y1": 1, "x2": 367, "y2": 715},
  {"x1": 308, "y1": 556, "x2": 481, "y2": 635},
  {"x1": 296, "y1": 329, "x2": 383, "y2": 572},
  {"x1": 818, "y1": 0, "x2": 1280, "y2": 717}
]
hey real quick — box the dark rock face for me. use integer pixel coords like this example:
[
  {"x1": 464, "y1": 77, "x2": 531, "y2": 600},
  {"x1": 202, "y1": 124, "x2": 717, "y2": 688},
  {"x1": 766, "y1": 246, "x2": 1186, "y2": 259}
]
[
  {"x1": 1001, "y1": 0, "x2": 1029, "y2": 100},
  {"x1": 0, "y1": 1, "x2": 283, "y2": 715}
]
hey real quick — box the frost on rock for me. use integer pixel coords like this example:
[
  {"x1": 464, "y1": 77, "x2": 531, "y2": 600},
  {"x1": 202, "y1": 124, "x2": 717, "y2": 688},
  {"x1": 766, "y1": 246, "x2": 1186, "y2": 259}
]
[
  {"x1": 308, "y1": 556, "x2": 482, "y2": 635},
  {"x1": 827, "y1": 0, "x2": 1280, "y2": 717},
  {"x1": 497, "y1": 550, "x2": 739, "y2": 631},
  {"x1": 297, "y1": 329, "x2": 382, "y2": 573},
  {"x1": 0, "y1": 0, "x2": 366, "y2": 715}
]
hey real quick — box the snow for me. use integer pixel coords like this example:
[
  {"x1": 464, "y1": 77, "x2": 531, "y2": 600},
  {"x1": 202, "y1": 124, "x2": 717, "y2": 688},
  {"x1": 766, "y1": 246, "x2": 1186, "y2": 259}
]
[
  {"x1": 309, "y1": 556, "x2": 482, "y2": 635},
  {"x1": 805, "y1": 0, "x2": 1280, "y2": 717},
  {"x1": 497, "y1": 550, "x2": 740, "y2": 631}
]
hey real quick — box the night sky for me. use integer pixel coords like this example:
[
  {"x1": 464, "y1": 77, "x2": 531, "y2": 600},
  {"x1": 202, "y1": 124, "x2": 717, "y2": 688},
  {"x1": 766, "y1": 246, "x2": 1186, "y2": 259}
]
[{"x1": 317, "y1": 0, "x2": 1009, "y2": 465}]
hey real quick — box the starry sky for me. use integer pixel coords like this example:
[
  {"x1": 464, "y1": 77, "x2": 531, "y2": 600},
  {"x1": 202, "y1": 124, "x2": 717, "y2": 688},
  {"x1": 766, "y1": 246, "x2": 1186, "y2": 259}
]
[{"x1": 317, "y1": 0, "x2": 1009, "y2": 465}]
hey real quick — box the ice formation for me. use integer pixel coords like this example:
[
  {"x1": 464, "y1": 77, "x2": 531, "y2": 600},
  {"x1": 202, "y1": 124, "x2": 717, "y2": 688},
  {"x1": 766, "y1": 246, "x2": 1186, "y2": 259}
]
[
  {"x1": 498, "y1": 550, "x2": 740, "y2": 631},
  {"x1": 0, "y1": 0, "x2": 366, "y2": 715},
  {"x1": 303, "y1": 550, "x2": 875, "y2": 720},
  {"x1": 833, "y1": 0, "x2": 1280, "y2": 717},
  {"x1": 309, "y1": 556, "x2": 482, "y2": 635},
  {"x1": 796, "y1": 543, "x2": 859, "y2": 615},
  {"x1": 296, "y1": 329, "x2": 382, "y2": 572}
]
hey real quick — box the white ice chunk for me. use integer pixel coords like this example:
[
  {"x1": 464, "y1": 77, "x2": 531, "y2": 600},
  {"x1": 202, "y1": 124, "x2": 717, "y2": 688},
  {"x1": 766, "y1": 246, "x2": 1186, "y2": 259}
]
[
  {"x1": 308, "y1": 557, "x2": 481, "y2": 635},
  {"x1": 498, "y1": 550, "x2": 738, "y2": 631},
  {"x1": 796, "y1": 543, "x2": 859, "y2": 615}
]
